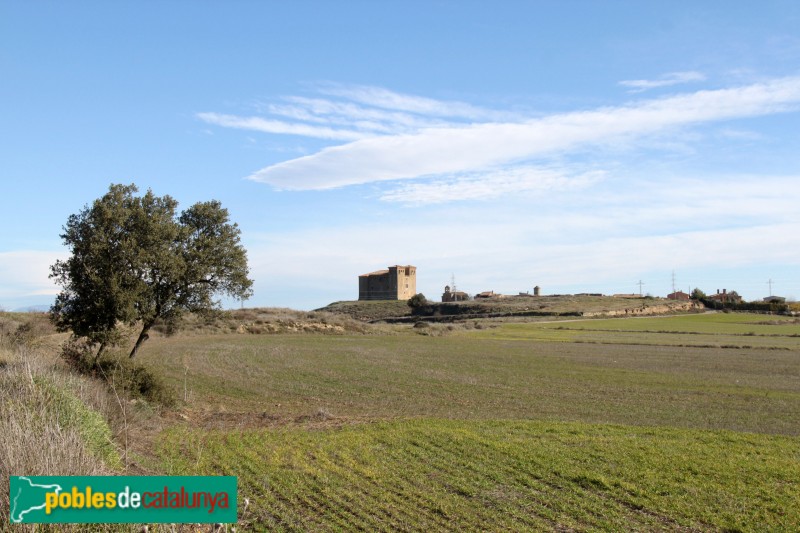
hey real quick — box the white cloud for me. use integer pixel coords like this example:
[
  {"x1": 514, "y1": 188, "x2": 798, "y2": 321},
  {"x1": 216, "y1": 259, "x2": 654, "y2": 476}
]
[
  {"x1": 196, "y1": 112, "x2": 366, "y2": 141},
  {"x1": 246, "y1": 76, "x2": 800, "y2": 191},
  {"x1": 265, "y1": 97, "x2": 452, "y2": 133},
  {"x1": 0, "y1": 251, "x2": 62, "y2": 304},
  {"x1": 380, "y1": 167, "x2": 605, "y2": 205},
  {"x1": 315, "y1": 83, "x2": 508, "y2": 120},
  {"x1": 200, "y1": 84, "x2": 510, "y2": 145},
  {"x1": 619, "y1": 71, "x2": 707, "y2": 92}
]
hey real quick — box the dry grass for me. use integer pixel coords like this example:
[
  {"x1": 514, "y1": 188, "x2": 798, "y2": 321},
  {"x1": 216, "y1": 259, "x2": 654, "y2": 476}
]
[
  {"x1": 0, "y1": 315, "x2": 256, "y2": 531},
  {"x1": 316, "y1": 300, "x2": 413, "y2": 321},
  {"x1": 0, "y1": 314, "x2": 144, "y2": 530},
  {"x1": 0, "y1": 311, "x2": 57, "y2": 346},
  {"x1": 150, "y1": 307, "x2": 384, "y2": 337},
  {"x1": 0, "y1": 341, "x2": 114, "y2": 525}
]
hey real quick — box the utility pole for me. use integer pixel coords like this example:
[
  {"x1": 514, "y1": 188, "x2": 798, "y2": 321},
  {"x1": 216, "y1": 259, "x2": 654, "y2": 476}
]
[{"x1": 637, "y1": 280, "x2": 645, "y2": 297}]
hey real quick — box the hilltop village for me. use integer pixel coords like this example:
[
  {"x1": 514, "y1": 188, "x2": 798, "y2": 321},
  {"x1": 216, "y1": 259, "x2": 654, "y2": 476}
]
[{"x1": 357, "y1": 264, "x2": 791, "y2": 311}]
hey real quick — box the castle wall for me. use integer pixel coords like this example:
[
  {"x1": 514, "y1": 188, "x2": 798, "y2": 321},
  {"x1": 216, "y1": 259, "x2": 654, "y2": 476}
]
[{"x1": 358, "y1": 265, "x2": 416, "y2": 300}]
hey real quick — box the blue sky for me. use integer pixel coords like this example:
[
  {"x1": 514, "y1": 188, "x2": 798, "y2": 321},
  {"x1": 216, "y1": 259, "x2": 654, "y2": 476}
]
[{"x1": 2, "y1": 1, "x2": 799, "y2": 310}]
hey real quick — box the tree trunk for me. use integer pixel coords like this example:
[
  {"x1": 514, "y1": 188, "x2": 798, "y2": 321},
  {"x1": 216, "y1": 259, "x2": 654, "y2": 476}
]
[
  {"x1": 129, "y1": 323, "x2": 152, "y2": 358},
  {"x1": 94, "y1": 342, "x2": 107, "y2": 364}
]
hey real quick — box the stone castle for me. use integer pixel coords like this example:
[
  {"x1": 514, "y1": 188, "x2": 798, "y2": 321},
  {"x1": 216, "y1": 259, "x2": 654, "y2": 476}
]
[{"x1": 358, "y1": 265, "x2": 416, "y2": 300}]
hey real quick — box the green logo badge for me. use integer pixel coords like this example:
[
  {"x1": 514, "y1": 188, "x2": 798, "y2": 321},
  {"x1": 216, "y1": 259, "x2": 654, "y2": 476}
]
[{"x1": 9, "y1": 476, "x2": 237, "y2": 524}]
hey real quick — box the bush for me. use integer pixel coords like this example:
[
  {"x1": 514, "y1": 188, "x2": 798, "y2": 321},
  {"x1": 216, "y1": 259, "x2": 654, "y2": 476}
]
[
  {"x1": 408, "y1": 293, "x2": 428, "y2": 309},
  {"x1": 60, "y1": 335, "x2": 95, "y2": 373},
  {"x1": 60, "y1": 337, "x2": 175, "y2": 407}
]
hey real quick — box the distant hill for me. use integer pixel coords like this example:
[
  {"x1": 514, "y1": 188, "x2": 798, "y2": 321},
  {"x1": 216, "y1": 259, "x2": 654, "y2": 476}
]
[
  {"x1": 316, "y1": 300, "x2": 413, "y2": 321},
  {"x1": 318, "y1": 295, "x2": 702, "y2": 322},
  {"x1": 11, "y1": 305, "x2": 50, "y2": 313}
]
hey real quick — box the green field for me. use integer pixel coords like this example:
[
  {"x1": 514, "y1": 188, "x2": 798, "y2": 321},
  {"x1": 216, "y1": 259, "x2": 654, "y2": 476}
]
[
  {"x1": 140, "y1": 313, "x2": 800, "y2": 434},
  {"x1": 124, "y1": 312, "x2": 800, "y2": 530},
  {"x1": 471, "y1": 312, "x2": 800, "y2": 349},
  {"x1": 158, "y1": 420, "x2": 800, "y2": 531}
]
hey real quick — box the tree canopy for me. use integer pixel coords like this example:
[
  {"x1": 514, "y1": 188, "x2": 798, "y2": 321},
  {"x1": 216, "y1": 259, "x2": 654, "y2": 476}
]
[
  {"x1": 407, "y1": 293, "x2": 428, "y2": 308},
  {"x1": 50, "y1": 184, "x2": 254, "y2": 358},
  {"x1": 690, "y1": 288, "x2": 707, "y2": 300}
]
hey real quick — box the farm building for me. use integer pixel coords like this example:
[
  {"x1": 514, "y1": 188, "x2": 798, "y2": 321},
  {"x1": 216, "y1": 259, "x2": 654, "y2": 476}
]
[
  {"x1": 708, "y1": 289, "x2": 742, "y2": 304},
  {"x1": 475, "y1": 290, "x2": 496, "y2": 299},
  {"x1": 667, "y1": 291, "x2": 690, "y2": 301}
]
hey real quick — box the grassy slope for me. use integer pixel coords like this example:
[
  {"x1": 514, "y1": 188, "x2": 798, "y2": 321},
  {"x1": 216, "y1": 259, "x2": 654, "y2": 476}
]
[
  {"x1": 316, "y1": 300, "x2": 413, "y2": 320},
  {"x1": 0, "y1": 341, "x2": 120, "y2": 527}
]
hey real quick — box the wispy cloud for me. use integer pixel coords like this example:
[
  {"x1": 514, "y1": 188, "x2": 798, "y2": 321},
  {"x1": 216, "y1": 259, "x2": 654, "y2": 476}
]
[
  {"x1": 198, "y1": 84, "x2": 508, "y2": 143},
  {"x1": 245, "y1": 76, "x2": 800, "y2": 191},
  {"x1": 264, "y1": 97, "x2": 452, "y2": 134},
  {"x1": 619, "y1": 71, "x2": 707, "y2": 92},
  {"x1": 315, "y1": 83, "x2": 508, "y2": 120},
  {"x1": 380, "y1": 167, "x2": 604, "y2": 205},
  {"x1": 196, "y1": 112, "x2": 367, "y2": 141}
]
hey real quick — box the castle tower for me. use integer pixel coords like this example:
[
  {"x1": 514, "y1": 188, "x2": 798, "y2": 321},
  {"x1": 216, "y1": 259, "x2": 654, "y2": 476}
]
[{"x1": 358, "y1": 265, "x2": 416, "y2": 300}]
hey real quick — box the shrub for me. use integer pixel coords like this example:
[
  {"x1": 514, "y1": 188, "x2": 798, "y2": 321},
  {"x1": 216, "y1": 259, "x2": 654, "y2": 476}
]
[
  {"x1": 60, "y1": 338, "x2": 175, "y2": 407},
  {"x1": 408, "y1": 293, "x2": 428, "y2": 309},
  {"x1": 98, "y1": 357, "x2": 175, "y2": 407}
]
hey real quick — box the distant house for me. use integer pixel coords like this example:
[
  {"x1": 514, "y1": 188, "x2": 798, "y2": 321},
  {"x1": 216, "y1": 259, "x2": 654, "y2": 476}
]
[
  {"x1": 763, "y1": 296, "x2": 786, "y2": 304},
  {"x1": 358, "y1": 265, "x2": 416, "y2": 301},
  {"x1": 442, "y1": 285, "x2": 469, "y2": 302},
  {"x1": 667, "y1": 291, "x2": 690, "y2": 301},
  {"x1": 475, "y1": 290, "x2": 496, "y2": 299},
  {"x1": 708, "y1": 289, "x2": 742, "y2": 304}
]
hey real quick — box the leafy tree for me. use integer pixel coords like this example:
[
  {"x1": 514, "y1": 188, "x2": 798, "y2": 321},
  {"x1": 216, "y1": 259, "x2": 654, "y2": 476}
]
[
  {"x1": 407, "y1": 293, "x2": 428, "y2": 308},
  {"x1": 690, "y1": 288, "x2": 706, "y2": 300},
  {"x1": 50, "y1": 184, "x2": 253, "y2": 358}
]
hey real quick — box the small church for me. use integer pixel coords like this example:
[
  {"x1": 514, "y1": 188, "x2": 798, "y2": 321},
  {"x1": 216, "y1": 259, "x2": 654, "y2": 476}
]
[
  {"x1": 442, "y1": 285, "x2": 469, "y2": 302},
  {"x1": 358, "y1": 265, "x2": 417, "y2": 300}
]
